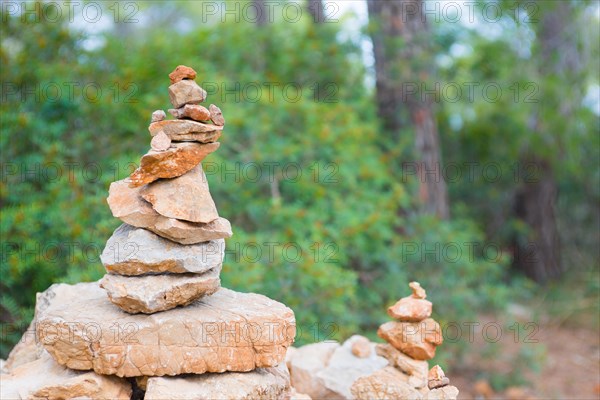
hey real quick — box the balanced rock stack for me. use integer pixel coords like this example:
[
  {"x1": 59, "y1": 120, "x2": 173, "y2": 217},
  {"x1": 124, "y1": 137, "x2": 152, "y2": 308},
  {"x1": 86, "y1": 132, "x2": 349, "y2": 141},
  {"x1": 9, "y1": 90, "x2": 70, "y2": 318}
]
[
  {"x1": 351, "y1": 282, "x2": 459, "y2": 399},
  {"x1": 0, "y1": 66, "x2": 295, "y2": 399}
]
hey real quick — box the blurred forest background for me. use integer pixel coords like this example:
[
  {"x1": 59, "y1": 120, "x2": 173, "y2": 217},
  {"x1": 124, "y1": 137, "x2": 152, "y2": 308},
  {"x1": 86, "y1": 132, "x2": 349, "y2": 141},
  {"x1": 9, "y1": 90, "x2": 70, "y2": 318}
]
[{"x1": 1, "y1": 0, "x2": 599, "y2": 395}]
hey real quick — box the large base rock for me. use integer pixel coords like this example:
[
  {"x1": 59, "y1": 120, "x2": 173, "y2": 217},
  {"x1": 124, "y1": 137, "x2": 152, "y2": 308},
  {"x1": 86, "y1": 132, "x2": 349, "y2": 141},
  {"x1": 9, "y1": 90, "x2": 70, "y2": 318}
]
[
  {"x1": 0, "y1": 351, "x2": 131, "y2": 400},
  {"x1": 144, "y1": 363, "x2": 290, "y2": 400},
  {"x1": 376, "y1": 343, "x2": 429, "y2": 388},
  {"x1": 100, "y1": 268, "x2": 221, "y2": 314},
  {"x1": 350, "y1": 366, "x2": 423, "y2": 400},
  {"x1": 36, "y1": 282, "x2": 295, "y2": 377},
  {"x1": 289, "y1": 341, "x2": 340, "y2": 399},
  {"x1": 101, "y1": 224, "x2": 224, "y2": 276}
]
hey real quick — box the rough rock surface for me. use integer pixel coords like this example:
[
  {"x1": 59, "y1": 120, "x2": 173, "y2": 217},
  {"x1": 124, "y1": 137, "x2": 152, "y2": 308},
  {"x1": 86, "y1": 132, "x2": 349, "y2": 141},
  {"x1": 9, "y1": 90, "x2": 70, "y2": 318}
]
[
  {"x1": 169, "y1": 79, "x2": 207, "y2": 108},
  {"x1": 375, "y1": 343, "x2": 428, "y2": 388},
  {"x1": 378, "y1": 319, "x2": 443, "y2": 360},
  {"x1": 107, "y1": 178, "x2": 232, "y2": 243},
  {"x1": 101, "y1": 224, "x2": 224, "y2": 276},
  {"x1": 100, "y1": 268, "x2": 221, "y2": 314},
  {"x1": 144, "y1": 363, "x2": 290, "y2": 400},
  {"x1": 209, "y1": 104, "x2": 225, "y2": 126},
  {"x1": 169, "y1": 65, "x2": 197, "y2": 84},
  {"x1": 37, "y1": 282, "x2": 295, "y2": 377},
  {"x1": 387, "y1": 296, "x2": 433, "y2": 322},
  {"x1": 169, "y1": 104, "x2": 211, "y2": 121},
  {"x1": 316, "y1": 335, "x2": 388, "y2": 399},
  {"x1": 410, "y1": 281, "x2": 427, "y2": 299},
  {"x1": 141, "y1": 164, "x2": 219, "y2": 223},
  {"x1": 129, "y1": 142, "x2": 220, "y2": 187},
  {"x1": 289, "y1": 341, "x2": 340, "y2": 399},
  {"x1": 149, "y1": 119, "x2": 223, "y2": 141},
  {"x1": 150, "y1": 130, "x2": 171, "y2": 151},
  {"x1": 0, "y1": 351, "x2": 131, "y2": 400},
  {"x1": 425, "y1": 385, "x2": 459, "y2": 400},
  {"x1": 151, "y1": 110, "x2": 166, "y2": 122},
  {"x1": 350, "y1": 366, "x2": 423, "y2": 400},
  {"x1": 3, "y1": 321, "x2": 40, "y2": 373},
  {"x1": 428, "y1": 365, "x2": 450, "y2": 389},
  {"x1": 351, "y1": 336, "x2": 372, "y2": 358}
]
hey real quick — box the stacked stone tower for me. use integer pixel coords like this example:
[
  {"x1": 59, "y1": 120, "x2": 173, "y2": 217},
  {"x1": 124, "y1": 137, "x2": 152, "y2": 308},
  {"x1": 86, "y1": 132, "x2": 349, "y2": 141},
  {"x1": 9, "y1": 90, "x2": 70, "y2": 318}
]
[{"x1": 1, "y1": 66, "x2": 296, "y2": 398}]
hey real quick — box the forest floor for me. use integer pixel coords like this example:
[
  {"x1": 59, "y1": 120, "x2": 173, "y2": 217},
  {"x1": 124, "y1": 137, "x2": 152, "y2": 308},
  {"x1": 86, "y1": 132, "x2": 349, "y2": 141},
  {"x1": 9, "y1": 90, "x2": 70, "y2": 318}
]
[{"x1": 450, "y1": 269, "x2": 600, "y2": 399}]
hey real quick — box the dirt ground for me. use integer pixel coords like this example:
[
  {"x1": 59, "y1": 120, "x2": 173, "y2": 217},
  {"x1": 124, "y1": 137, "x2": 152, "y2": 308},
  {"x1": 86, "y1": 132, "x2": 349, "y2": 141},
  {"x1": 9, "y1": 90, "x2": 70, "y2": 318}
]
[{"x1": 450, "y1": 317, "x2": 600, "y2": 399}]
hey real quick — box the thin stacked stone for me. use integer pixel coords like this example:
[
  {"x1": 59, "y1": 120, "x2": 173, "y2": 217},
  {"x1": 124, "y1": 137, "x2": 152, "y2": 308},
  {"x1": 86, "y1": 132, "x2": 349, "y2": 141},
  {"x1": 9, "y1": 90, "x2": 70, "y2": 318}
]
[{"x1": 0, "y1": 66, "x2": 296, "y2": 398}]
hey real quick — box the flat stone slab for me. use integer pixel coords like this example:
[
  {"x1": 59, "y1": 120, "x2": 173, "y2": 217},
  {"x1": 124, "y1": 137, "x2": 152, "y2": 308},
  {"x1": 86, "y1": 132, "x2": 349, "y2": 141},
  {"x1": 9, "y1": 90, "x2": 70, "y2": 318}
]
[
  {"x1": 101, "y1": 224, "x2": 224, "y2": 276},
  {"x1": 149, "y1": 119, "x2": 223, "y2": 142},
  {"x1": 145, "y1": 364, "x2": 290, "y2": 399},
  {"x1": 100, "y1": 268, "x2": 221, "y2": 314},
  {"x1": 36, "y1": 282, "x2": 296, "y2": 377}
]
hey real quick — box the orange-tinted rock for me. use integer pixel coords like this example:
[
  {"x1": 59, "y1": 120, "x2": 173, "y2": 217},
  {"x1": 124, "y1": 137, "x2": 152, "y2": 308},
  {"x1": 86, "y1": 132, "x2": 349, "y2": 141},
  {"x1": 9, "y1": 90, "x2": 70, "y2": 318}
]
[
  {"x1": 377, "y1": 319, "x2": 443, "y2": 360},
  {"x1": 149, "y1": 119, "x2": 222, "y2": 142},
  {"x1": 129, "y1": 142, "x2": 219, "y2": 187},
  {"x1": 141, "y1": 164, "x2": 218, "y2": 223},
  {"x1": 425, "y1": 385, "x2": 459, "y2": 400},
  {"x1": 107, "y1": 178, "x2": 232, "y2": 244},
  {"x1": 351, "y1": 367, "x2": 423, "y2": 399},
  {"x1": 428, "y1": 365, "x2": 449, "y2": 389},
  {"x1": 375, "y1": 343, "x2": 428, "y2": 388},
  {"x1": 351, "y1": 336, "x2": 372, "y2": 358},
  {"x1": 168, "y1": 65, "x2": 197, "y2": 84},
  {"x1": 209, "y1": 104, "x2": 225, "y2": 126},
  {"x1": 168, "y1": 80, "x2": 207, "y2": 108},
  {"x1": 409, "y1": 281, "x2": 427, "y2": 299},
  {"x1": 169, "y1": 104, "x2": 211, "y2": 121},
  {"x1": 151, "y1": 110, "x2": 166, "y2": 122},
  {"x1": 387, "y1": 296, "x2": 432, "y2": 322}
]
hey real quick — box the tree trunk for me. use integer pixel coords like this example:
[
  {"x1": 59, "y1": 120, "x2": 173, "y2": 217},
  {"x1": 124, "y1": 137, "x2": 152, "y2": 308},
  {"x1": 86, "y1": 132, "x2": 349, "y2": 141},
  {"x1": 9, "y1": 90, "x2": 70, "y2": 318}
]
[
  {"x1": 252, "y1": 0, "x2": 267, "y2": 26},
  {"x1": 307, "y1": 0, "x2": 325, "y2": 23},
  {"x1": 513, "y1": 158, "x2": 561, "y2": 282},
  {"x1": 367, "y1": 0, "x2": 449, "y2": 219},
  {"x1": 512, "y1": 1, "x2": 579, "y2": 282}
]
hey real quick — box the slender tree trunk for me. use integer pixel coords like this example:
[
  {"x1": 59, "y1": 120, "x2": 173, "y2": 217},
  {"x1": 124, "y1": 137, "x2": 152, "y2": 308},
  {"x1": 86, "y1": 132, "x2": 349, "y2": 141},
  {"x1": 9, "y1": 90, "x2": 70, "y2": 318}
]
[
  {"x1": 253, "y1": 0, "x2": 267, "y2": 26},
  {"x1": 512, "y1": 1, "x2": 579, "y2": 282},
  {"x1": 367, "y1": 0, "x2": 449, "y2": 219},
  {"x1": 307, "y1": 0, "x2": 325, "y2": 23}
]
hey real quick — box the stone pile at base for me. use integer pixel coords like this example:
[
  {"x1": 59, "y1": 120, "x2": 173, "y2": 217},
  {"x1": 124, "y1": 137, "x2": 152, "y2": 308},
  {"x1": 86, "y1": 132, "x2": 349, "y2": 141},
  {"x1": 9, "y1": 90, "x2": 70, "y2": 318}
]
[
  {"x1": 0, "y1": 65, "x2": 295, "y2": 399},
  {"x1": 287, "y1": 282, "x2": 460, "y2": 399}
]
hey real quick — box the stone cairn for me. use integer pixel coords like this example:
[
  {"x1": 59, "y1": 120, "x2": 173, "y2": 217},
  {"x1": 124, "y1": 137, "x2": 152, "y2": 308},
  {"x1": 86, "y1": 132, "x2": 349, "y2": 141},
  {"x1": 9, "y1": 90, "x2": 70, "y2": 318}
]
[
  {"x1": 0, "y1": 65, "x2": 295, "y2": 399},
  {"x1": 287, "y1": 282, "x2": 459, "y2": 399}
]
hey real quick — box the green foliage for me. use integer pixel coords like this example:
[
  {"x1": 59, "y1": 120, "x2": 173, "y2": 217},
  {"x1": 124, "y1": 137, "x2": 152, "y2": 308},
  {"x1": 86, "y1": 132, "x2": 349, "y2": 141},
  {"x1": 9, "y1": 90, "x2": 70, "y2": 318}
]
[{"x1": 2, "y1": 5, "x2": 596, "y2": 387}]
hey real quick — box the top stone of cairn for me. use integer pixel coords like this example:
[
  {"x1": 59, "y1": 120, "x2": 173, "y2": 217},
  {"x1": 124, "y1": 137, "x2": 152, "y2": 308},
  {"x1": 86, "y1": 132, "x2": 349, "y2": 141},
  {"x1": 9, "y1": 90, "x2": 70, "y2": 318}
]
[{"x1": 169, "y1": 65, "x2": 197, "y2": 84}]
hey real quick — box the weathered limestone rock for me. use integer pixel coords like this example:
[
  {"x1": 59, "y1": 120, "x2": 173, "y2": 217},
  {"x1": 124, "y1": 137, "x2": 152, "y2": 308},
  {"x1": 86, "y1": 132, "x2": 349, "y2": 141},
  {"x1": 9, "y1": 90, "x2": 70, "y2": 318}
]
[
  {"x1": 101, "y1": 224, "x2": 224, "y2": 276},
  {"x1": 37, "y1": 282, "x2": 295, "y2": 377},
  {"x1": 100, "y1": 268, "x2": 221, "y2": 314},
  {"x1": 107, "y1": 178, "x2": 232, "y2": 243},
  {"x1": 169, "y1": 65, "x2": 197, "y2": 84},
  {"x1": 289, "y1": 341, "x2": 339, "y2": 399},
  {"x1": 169, "y1": 104, "x2": 211, "y2": 121},
  {"x1": 428, "y1": 365, "x2": 450, "y2": 389},
  {"x1": 316, "y1": 335, "x2": 388, "y2": 399},
  {"x1": 425, "y1": 385, "x2": 459, "y2": 400},
  {"x1": 3, "y1": 321, "x2": 40, "y2": 373},
  {"x1": 210, "y1": 104, "x2": 225, "y2": 126},
  {"x1": 378, "y1": 319, "x2": 443, "y2": 360},
  {"x1": 169, "y1": 79, "x2": 207, "y2": 108},
  {"x1": 0, "y1": 351, "x2": 131, "y2": 400},
  {"x1": 350, "y1": 366, "x2": 423, "y2": 400},
  {"x1": 129, "y1": 142, "x2": 220, "y2": 187},
  {"x1": 141, "y1": 164, "x2": 219, "y2": 223},
  {"x1": 145, "y1": 363, "x2": 290, "y2": 400},
  {"x1": 375, "y1": 343, "x2": 428, "y2": 389},
  {"x1": 149, "y1": 120, "x2": 223, "y2": 142},
  {"x1": 351, "y1": 336, "x2": 372, "y2": 358},
  {"x1": 387, "y1": 296, "x2": 433, "y2": 322},
  {"x1": 289, "y1": 388, "x2": 312, "y2": 400},
  {"x1": 151, "y1": 110, "x2": 166, "y2": 122},
  {"x1": 150, "y1": 130, "x2": 171, "y2": 151}
]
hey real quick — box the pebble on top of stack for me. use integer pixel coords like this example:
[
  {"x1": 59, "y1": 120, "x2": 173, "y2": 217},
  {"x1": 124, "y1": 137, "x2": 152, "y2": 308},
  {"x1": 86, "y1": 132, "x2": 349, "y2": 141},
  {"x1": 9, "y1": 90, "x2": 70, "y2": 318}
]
[
  {"x1": 1, "y1": 66, "x2": 296, "y2": 399},
  {"x1": 100, "y1": 64, "x2": 232, "y2": 314}
]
